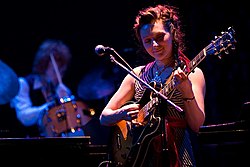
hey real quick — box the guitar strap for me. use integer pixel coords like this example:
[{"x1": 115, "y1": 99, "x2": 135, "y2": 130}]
[{"x1": 178, "y1": 50, "x2": 191, "y2": 73}]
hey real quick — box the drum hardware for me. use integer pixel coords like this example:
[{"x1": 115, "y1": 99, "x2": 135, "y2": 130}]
[
  {"x1": 55, "y1": 107, "x2": 67, "y2": 122},
  {"x1": 59, "y1": 95, "x2": 75, "y2": 103}
]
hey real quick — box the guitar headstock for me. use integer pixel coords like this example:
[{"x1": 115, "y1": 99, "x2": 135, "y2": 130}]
[{"x1": 207, "y1": 26, "x2": 236, "y2": 59}]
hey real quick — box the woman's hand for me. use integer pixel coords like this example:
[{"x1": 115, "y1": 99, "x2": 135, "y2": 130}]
[
  {"x1": 119, "y1": 103, "x2": 140, "y2": 121},
  {"x1": 173, "y1": 67, "x2": 193, "y2": 95}
]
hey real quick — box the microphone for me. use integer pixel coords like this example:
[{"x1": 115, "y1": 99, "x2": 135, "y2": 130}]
[{"x1": 95, "y1": 45, "x2": 113, "y2": 56}]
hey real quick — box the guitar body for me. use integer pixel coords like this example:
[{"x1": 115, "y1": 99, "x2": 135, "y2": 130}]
[
  {"x1": 111, "y1": 121, "x2": 133, "y2": 167},
  {"x1": 111, "y1": 87, "x2": 163, "y2": 167},
  {"x1": 112, "y1": 114, "x2": 162, "y2": 167}
]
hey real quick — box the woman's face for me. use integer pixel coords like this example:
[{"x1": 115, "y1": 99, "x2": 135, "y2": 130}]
[{"x1": 140, "y1": 20, "x2": 173, "y2": 61}]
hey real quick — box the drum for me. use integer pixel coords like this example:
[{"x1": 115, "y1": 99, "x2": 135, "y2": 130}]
[{"x1": 42, "y1": 97, "x2": 93, "y2": 137}]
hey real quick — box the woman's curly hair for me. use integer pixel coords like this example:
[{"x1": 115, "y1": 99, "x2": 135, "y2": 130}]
[{"x1": 133, "y1": 4, "x2": 185, "y2": 53}]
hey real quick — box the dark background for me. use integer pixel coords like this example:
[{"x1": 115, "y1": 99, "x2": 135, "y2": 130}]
[{"x1": 0, "y1": 0, "x2": 249, "y2": 133}]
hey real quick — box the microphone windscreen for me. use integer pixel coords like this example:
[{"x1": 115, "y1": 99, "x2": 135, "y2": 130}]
[{"x1": 95, "y1": 45, "x2": 105, "y2": 56}]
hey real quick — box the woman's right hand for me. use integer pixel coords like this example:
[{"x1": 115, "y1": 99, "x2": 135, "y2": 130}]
[{"x1": 119, "y1": 103, "x2": 140, "y2": 122}]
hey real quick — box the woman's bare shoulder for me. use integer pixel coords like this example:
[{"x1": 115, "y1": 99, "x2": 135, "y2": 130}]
[{"x1": 133, "y1": 65, "x2": 145, "y2": 75}]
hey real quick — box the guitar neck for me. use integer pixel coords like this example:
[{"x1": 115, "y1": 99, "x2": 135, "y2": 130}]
[{"x1": 188, "y1": 48, "x2": 208, "y2": 72}]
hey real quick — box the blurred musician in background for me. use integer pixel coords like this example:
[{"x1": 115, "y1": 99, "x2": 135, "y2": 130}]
[
  {"x1": 10, "y1": 39, "x2": 74, "y2": 137},
  {"x1": 10, "y1": 39, "x2": 100, "y2": 140}
]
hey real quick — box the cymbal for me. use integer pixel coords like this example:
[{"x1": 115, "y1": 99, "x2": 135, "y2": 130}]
[
  {"x1": 77, "y1": 66, "x2": 115, "y2": 100},
  {"x1": 0, "y1": 60, "x2": 19, "y2": 105}
]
